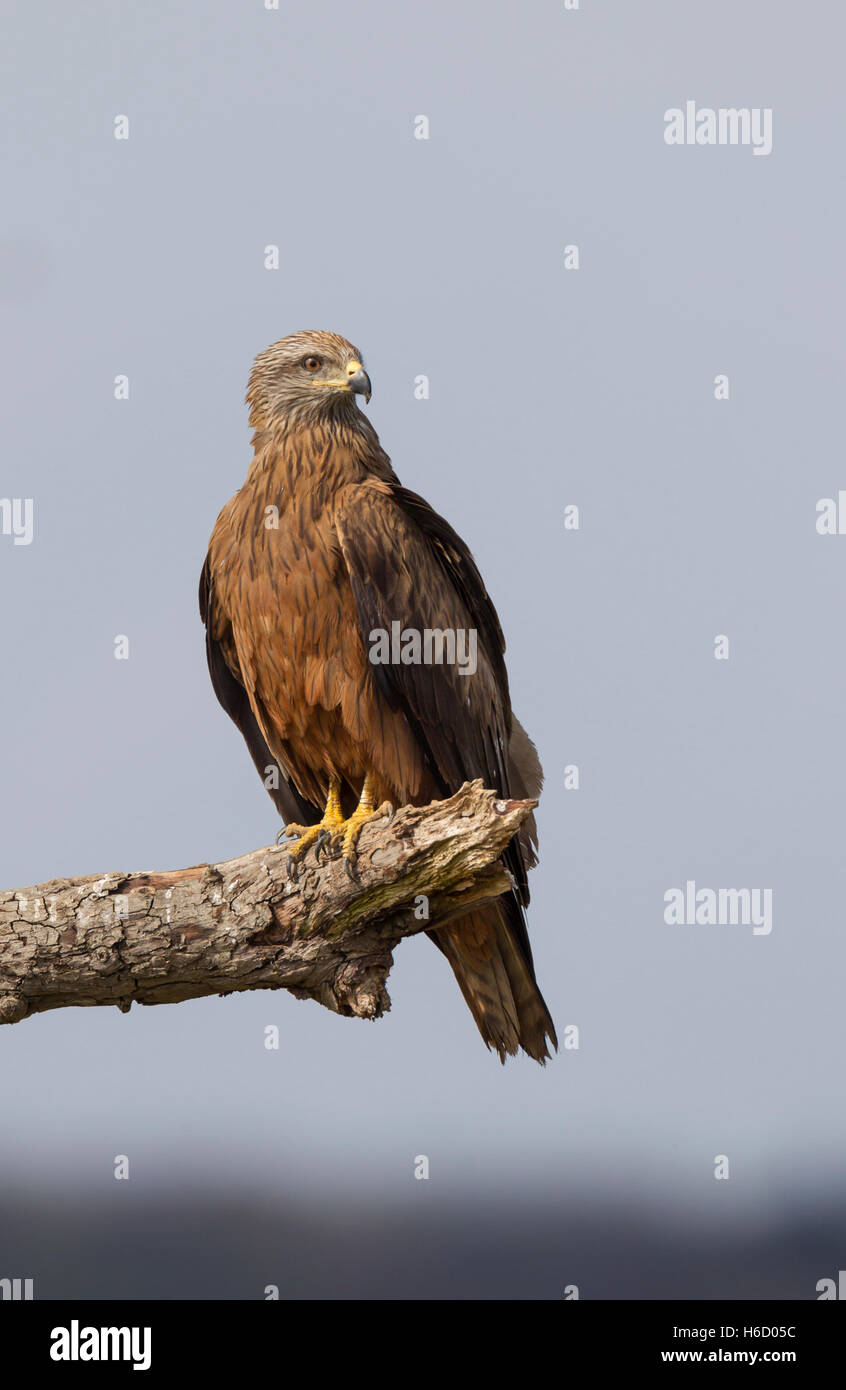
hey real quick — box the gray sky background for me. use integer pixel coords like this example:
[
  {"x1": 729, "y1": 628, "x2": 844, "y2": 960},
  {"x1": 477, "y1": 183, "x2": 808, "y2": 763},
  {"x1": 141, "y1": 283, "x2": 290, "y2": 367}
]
[{"x1": 2, "y1": 1, "x2": 845, "y2": 1294}]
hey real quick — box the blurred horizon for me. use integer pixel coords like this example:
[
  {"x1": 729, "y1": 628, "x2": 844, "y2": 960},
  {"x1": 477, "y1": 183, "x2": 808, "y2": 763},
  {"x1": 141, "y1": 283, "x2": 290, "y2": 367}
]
[{"x1": 3, "y1": 1175, "x2": 845, "y2": 1299}]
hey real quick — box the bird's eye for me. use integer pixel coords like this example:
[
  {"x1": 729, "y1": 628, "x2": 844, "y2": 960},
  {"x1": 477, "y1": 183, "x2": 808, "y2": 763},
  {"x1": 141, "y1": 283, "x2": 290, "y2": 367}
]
[{"x1": 302, "y1": 355, "x2": 322, "y2": 371}]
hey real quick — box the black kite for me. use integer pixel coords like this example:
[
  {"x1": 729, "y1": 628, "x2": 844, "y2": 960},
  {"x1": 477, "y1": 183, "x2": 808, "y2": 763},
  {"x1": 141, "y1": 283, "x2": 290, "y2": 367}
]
[{"x1": 200, "y1": 331, "x2": 556, "y2": 1063}]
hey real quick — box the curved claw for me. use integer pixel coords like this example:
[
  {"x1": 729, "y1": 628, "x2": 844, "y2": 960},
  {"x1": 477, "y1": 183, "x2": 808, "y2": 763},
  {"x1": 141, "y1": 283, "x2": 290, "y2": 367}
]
[
  {"x1": 313, "y1": 829, "x2": 332, "y2": 862},
  {"x1": 278, "y1": 821, "x2": 309, "y2": 845}
]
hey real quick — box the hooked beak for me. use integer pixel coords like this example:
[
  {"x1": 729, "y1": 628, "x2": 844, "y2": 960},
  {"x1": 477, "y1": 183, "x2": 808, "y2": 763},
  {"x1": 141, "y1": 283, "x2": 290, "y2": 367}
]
[{"x1": 346, "y1": 362, "x2": 372, "y2": 404}]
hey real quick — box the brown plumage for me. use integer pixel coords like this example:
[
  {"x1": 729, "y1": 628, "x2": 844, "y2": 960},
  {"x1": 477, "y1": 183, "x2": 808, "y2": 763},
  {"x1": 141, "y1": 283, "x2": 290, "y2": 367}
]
[{"x1": 200, "y1": 330, "x2": 556, "y2": 1063}]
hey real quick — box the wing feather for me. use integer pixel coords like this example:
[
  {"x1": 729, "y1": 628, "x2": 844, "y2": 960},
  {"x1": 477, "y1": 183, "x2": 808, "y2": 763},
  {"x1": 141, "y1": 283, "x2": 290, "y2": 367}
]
[
  {"x1": 199, "y1": 554, "x2": 315, "y2": 825},
  {"x1": 334, "y1": 481, "x2": 539, "y2": 957}
]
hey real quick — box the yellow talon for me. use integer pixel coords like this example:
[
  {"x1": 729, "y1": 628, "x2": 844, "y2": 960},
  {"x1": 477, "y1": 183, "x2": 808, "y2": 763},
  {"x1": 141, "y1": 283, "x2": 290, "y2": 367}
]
[
  {"x1": 281, "y1": 774, "x2": 391, "y2": 870},
  {"x1": 341, "y1": 800, "x2": 378, "y2": 861},
  {"x1": 281, "y1": 778, "x2": 345, "y2": 861}
]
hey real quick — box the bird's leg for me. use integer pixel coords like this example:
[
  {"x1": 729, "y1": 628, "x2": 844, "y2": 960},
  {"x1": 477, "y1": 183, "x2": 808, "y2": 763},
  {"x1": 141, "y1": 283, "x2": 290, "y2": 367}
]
[
  {"x1": 340, "y1": 773, "x2": 394, "y2": 875},
  {"x1": 279, "y1": 776, "x2": 345, "y2": 863},
  {"x1": 279, "y1": 773, "x2": 393, "y2": 875}
]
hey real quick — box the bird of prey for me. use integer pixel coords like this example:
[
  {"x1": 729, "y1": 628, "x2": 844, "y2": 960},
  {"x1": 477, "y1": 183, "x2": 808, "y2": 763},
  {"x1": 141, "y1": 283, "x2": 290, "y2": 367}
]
[{"x1": 200, "y1": 330, "x2": 556, "y2": 1063}]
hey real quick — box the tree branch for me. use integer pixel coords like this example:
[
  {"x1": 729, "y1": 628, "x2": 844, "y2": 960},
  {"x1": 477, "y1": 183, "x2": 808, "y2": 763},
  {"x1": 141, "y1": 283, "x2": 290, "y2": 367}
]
[{"x1": 0, "y1": 782, "x2": 535, "y2": 1027}]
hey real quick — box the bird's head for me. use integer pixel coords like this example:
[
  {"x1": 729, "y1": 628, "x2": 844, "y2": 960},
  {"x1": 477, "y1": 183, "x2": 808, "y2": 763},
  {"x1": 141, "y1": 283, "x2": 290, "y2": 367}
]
[{"x1": 246, "y1": 330, "x2": 372, "y2": 432}]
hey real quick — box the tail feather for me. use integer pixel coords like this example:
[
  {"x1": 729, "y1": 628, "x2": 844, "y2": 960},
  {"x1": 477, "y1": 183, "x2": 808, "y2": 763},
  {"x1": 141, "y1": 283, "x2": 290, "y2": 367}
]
[
  {"x1": 432, "y1": 901, "x2": 557, "y2": 1064},
  {"x1": 429, "y1": 714, "x2": 554, "y2": 1063}
]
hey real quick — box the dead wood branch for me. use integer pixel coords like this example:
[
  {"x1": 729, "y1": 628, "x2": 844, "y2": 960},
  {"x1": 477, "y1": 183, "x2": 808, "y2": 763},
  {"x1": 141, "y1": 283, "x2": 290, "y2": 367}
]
[{"x1": 0, "y1": 782, "x2": 535, "y2": 1027}]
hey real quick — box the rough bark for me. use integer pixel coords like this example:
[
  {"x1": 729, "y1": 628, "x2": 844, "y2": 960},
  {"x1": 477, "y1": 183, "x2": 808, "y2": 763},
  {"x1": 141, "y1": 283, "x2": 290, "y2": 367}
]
[{"x1": 0, "y1": 782, "x2": 535, "y2": 1028}]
